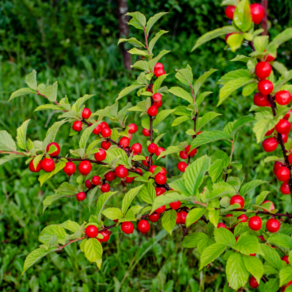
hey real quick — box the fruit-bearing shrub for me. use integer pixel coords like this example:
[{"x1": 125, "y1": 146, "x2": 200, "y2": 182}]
[{"x1": 2, "y1": 1, "x2": 292, "y2": 290}]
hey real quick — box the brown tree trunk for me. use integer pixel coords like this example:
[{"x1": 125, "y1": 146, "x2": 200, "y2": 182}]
[
  {"x1": 261, "y1": 0, "x2": 268, "y2": 35},
  {"x1": 117, "y1": 0, "x2": 132, "y2": 70}
]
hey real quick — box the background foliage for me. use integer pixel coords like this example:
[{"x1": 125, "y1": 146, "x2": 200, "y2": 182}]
[{"x1": 1, "y1": 0, "x2": 292, "y2": 291}]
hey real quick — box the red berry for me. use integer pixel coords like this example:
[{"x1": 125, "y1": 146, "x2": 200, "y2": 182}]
[
  {"x1": 101, "y1": 141, "x2": 111, "y2": 150},
  {"x1": 248, "y1": 216, "x2": 262, "y2": 231},
  {"x1": 253, "y1": 93, "x2": 269, "y2": 107},
  {"x1": 249, "y1": 276, "x2": 260, "y2": 288},
  {"x1": 276, "y1": 119, "x2": 291, "y2": 134},
  {"x1": 148, "y1": 105, "x2": 158, "y2": 116},
  {"x1": 258, "y1": 80, "x2": 274, "y2": 95},
  {"x1": 155, "y1": 147, "x2": 165, "y2": 157},
  {"x1": 179, "y1": 150, "x2": 189, "y2": 160},
  {"x1": 85, "y1": 179, "x2": 92, "y2": 188},
  {"x1": 46, "y1": 142, "x2": 60, "y2": 157},
  {"x1": 94, "y1": 148, "x2": 107, "y2": 161},
  {"x1": 237, "y1": 214, "x2": 248, "y2": 222},
  {"x1": 152, "y1": 93, "x2": 162, "y2": 102},
  {"x1": 100, "y1": 122, "x2": 109, "y2": 129},
  {"x1": 259, "y1": 235, "x2": 265, "y2": 242},
  {"x1": 99, "y1": 230, "x2": 110, "y2": 242},
  {"x1": 282, "y1": 134, "x2": 289, "y2": 143},
  {"x1": 255, "y1": 62, "x2": 272, "y2": 80},
  {"x1": 154, "y1": 63, "x2": 164, "y2": 70},
  {"x1": 265, "y1": 128, "x2": 275, "y2": 136},
  {"x1": 72, "y1": 121, "x2": 83, "y2": 132},
  {"x1": 282, "y1": 255, "x2": 290, "y2": 265},
  {"x1": 92, "y1": 175, "x2": 101, "y2": 185},
  {"x1": 179, "y1": 211, "x2": 187, "y2": 224},
  {"x1": 85, "y1": 225, "x2": 98, "y2": 238},
  {"x1": 262, "y1": 137, "x2": 278, "y2": 152},
  {"x1": 225, "y1": 5, "x2": 235, "y2": 19},
  {"x1": 148, "y1": 143, "x2": 158, "y2": 154},
  {"x1": 155, "y1": 205, "x2": 166, "y2": 214},
  {"x1": 276, "y1": 166, "x2": 290, "y2": 182},
  {"x1": 78, "y1": 160, "x2": 92, "y2": 175},
  {"x1": 169, "y1": 201, "x2": 181, "y2": 210},
  {"x1": 280, "y1": 182, "x2": 290, "y2": 195},
  {"x1": 119, "y1": 137, "x2": 130, "y2": 148},
  {"x1": 76, "y1": 192, "x2": 86, "y2": 201},
  {"x1": 121, "y1": 222, "x2": 134, "y2": 234},
  {"x1": 115, "y1": 165, "x2": 128, "y2": 178},
  {"x1": 101, "y1": 183, "x2": 110, "y2": 193},
  {"x1": 153, "y1": 100, "x2": 163, "y2": 108},
  {"x1": 275, "y1": 90, "x2": 292, "y2": 106},
  {"x1": 176, "y1": 212, "x2": 181, "y2": 224},
  {"x1": 185, "y1": 145, "x2": 197, "y2": 157},
  {"x1": 41, "y1": 158, "x2": 55, "y2": 172},
  {"x1": 125, "y1": 176, "x2": 134, "y2": 183},
  {"x1": 82, "y1": 108, "x2": 91, "y2": 119},
  {"x1": 155, "y1": 173, "x2": 167, "y2": 185},
  {"x1": 265, "y1": 52, "x2": 276, "y2": 62},
  {"x1": 149, "y1": 213, "x2": 160, "y2": 222},
  {"x1": 29, "y1": 159, "x2": 42, "y2": 172},
  {"x1": 230, "y1": 194, "x2": 245, "y2": 209},
  {"x1": 281, "y1": 281, "x2": 292, "y2": 292},
  {"x1": 177, "y1": 161, "x2": 188, "y2": 172},
  {"x1": 131, "y1": 143, "x2": 142, "y2": 154},
  {"x1": 266, "y1": 218, "x2": 280, "y2": 233},
  {"x1": 63, "y1": 161, "x2": 76, "y2": 176},
  {"x1": 137, "y1": 219, "x2": 150, "y2": 234},
  {"x1": 225, "y1": 214, "x2": 233, "y2": 218},
  {"x1": 274, "y1": 161, "x2": 284, "y2": 175},
  {"x1": 155, "y1": 187, "x2": 166, "y2": 196},
  {"x1": 142, "y1": 128, "x2": 150, "y2": 136},
  {"x1": 93, "y1": 124, "x2": 101, "y2": 135},
  {"x1": 128, "y1": 123, "x2": 138, "y2": 134},
  {"x1": 105, "y1": 171, "x2": 116, "y2": 182},
  {"x1": 217, "y1": 223, "x2": 227, "y2": 229},
  {"x1": 142, "y1": 156, "x2": 149, "y2": 167},
  {"x1": 262, "y1": 200, "x2": 275, "y2": 212},
  {"x1": 250, "y1": 3, "x2": 265, "y2": 24},
  {"x1": 101, "y1": 127, "x2": 111, "y2": 138},
  {"x1": 154, "y1": 68, "x2": 165, "y2": 78}
]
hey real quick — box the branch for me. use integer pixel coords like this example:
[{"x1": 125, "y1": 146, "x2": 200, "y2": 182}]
[{"x1": 58, "y1": 237, "x2": 85, "y2": 250}]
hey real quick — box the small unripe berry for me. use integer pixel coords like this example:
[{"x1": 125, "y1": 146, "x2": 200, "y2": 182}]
[
  {"x1": 85, "y1": 225, "x2": 98, "y2": 238},
  {"x1": 85, "y1": 179, "x2": 92, "y2": 188},
  {"x1": 148, "y1": 105, "x2": 158, "y2": 116},
  {"x1": 82, "y1": 108, "x2": 91, "y2": 119},
  {"x1": 225, "y1": 5, "x2": 235, "y2": 19},
  {"x1": 92, "y1": 175, "x2": 101, "y2": 185},
  {"x1": 46, "y1": 142, "x2": 60, "y2": 157},
  {"x1": 149, "y1": 213, "x2": 160, "y2": 222},
  {"x1": 121, "y1": 221, "x2": 134, "y2": 234},
  {"x1": 249, "y1": 276, "x2": 260, "y2": 288},
  {"x1": 76, "y1": 192, "x2": 86, "y2": 201},
  {"x1": 230, "y1": 194, "x2": 245, "y2": 209},
  {"x1": 99, "y1": 230, "x2": 111, "y2": 242},
  {"x1": 148, "y1": 143, "x2": 158, "y2": 154},
  {"x1": 155, "y1": 173, "x2": 167, "y2": 185},
  {"x1": 266, "y1": 218, "x2": 280, "y2": 233},
  {"x1": 276, "y1": 119, "x2": 291, "y2": 134},
  {"x1": 169, "y1": 201, "x2": 181, "y2": 210},
  {"x1": 63, "y1": 161, "x2": 76, "y2": 176},
  {"x1": 119, "y1": 136, "x2": 130, "y2": 148},
  {"x1": 101, "y1": 183, "x2": 110, "y2": 193},
  {"x1": 255, "y1": 62, "x2": 272, "y2": 80},
  {"x1": 137, "y1": 219, "x2": 150, "y2": 234},
  {"x1": 101, "y1": 127, "x2": 111, "y2": 138},
  {"x1": 262, "y1": 137, "x2": 278, "y2": 152},
  {"x1": 248, "y1": 216, "x2": 262, "y2": 231},
  {"x1": 142, "y1": 128, "x2": 150, "y2": 136},
  {"x1": 41, "y1": 158, "x2": 55, "y2": 172},
  {"x1": 105, "y1": 171, "x2": 116, "y2": 182},
  {"x1": 115, "y1": 165, "x2": 128, "y2": 178},
  {"x1": 275, "y1": 90, "x2": 292, "y2": 106},
  {"x1": 101, "y1": 141, "x2": 111, "y2": 150},
  {"x1": 72, "y1": 121, "x2": 83, "y2": 132},
  {"x1": 177, "y1": 161, "x2": 188, "y2": 172},
  {"x1": 258, "y1": 80, "x2": 274, "y2": 95},
  {"x1": 29, "y1": 159, "x2": 42, "y2": 172},
  {"x1": 253, "y1": 93, "x2": 269, "y2": 107},
  {"x1": 78, "y1": 160, "x2": 92, "y2": 175},
  {"x1": 276, "y1": 166, "x2": 290, "y2": 182},
  {"x1": 94, "y1": 148, "x2": 107, "y2": 161},
  {"x1": 128, "y1": 123, "x2": 138, "y2": 134},
  {"x1": 152, "y1": 93, "x2": 162, "y2": 102},
  {"x1": 131, "y1": 143, "x2": 142, "y2": 154},
  {"x1": 250, "y1": 3, "x2": 265, "y2": 24}
]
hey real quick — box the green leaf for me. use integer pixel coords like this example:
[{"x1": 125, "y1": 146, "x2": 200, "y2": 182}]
[
  {"x1": 253, "y1": 117, "x2": 279, "y2": 143},
  {"x1": 39, "y1": 225, "x2": 67, "y2": 245},
  {"x1": 272, "y1": 61, "x2": 289, "y2": 77},
  {"x1": 231, "y1": 55, "x2": 253, "y2": 63},
  {"x1": 253, "y1": 35, "x2": 269, "y2": 53},
  {"x1": 161, "y1": 210, "x2": 176, "y2": 235},
  {"x1": 0, "y1": 154, "x2": 23, "y2": 166},
  {"x1": 230, "y1": 116, "x2": 255, "y2": 138},
  {"x1": 269, "y1": 28, "x2": 292, "y2": 49},
  {"x1": 22, "y1": 247, "x2": 57, "y2": 275},
  {"x1": 209, "y1": 155, "x2": 230, "y2": 183},
  {"x1": 121, "y1": 185, "x2": 144, "y2": 214},
  {"x1": 280, "y1": 266, "x2": 292, "y2": 287},
  {"x1": 233, "y1": 0, "x2": 252, "y2": 32},
  {"x1": 243, "y1": 255, "x2": 264, "y2": 283},
  {"x1": 233, "y1": 234, "x2": 262, "y2": 255},
  {"x1": 25, "y1": 70, "x2": 37, "y2": 89},
  {"x1": 194, "y1": 69, "x2": 217, "y2": 96},
  {"x1": 139, "y1": 183, "x2": 156, "y2": 204},
  {"x1": 186, "y1": 208, "x2": 205, "y2": 227},
  {"x1": 214, "y1": 228, "x2": 236, "y2": 246},
  {"x1": 158, "y1": 143, "x2": 186, "y2": 159},
  {"x1": 127, "y1": 12, "x2": 146, "y2": 29},
  {"x1": 96, "y1": 191, "x2": 117, "y2": 221},
  {"x1": 118, "y1": 37, "x2": 145, "y2": 48},
  {"x1": 169, "y1": 178, "x2": 191, "y2": 196},
  {"x1": 192, "y1": 26, "x2": 238, "y2": 51},
  {"x1": 263, "y1": 279, "x2": 280, "y2": 292},
  {"x1": 84, "y1": 238, "x2": 103, "y2": 262},
  {"x1": 184, "y1": 155, "x2": 210, "y2": 196},
  {"x1": 39, "y1": 161, "x2": 66, "y2": 186},
  {"x1": 34, "y1": 104, "x2": 62, "y2": 112},
  {"x1": 79, "y1": 122, "x2": 99, "y2": 150},
  {"x1": 149, "y1": 50, "x2": 170, "y2": 70},
  {"x1": 148, "y1": 30, "x2": 168, "y2": 54},
  {"x1": 102, "y1": 208, "x2": 124, "y2": 220},
  {"x1": 221, "y1": 0, "x2": 238, "y2": 5},
  {"x1": 239, "y1": 180, "x2": 267, "y2": 196},
  {"x1": 153, "y1": 74, "x2": 168, "y2": 93},
  {"x1": 38, "y1": 82, "x2": 58, "y2": 102},
  {"x1": 190, "y1": 131, "x2": 230, "y2": 149},
  {"x1": 199, "y1": 243, "x2": 226, "y2": 269},
  {"x1": 128, "y1": 48, "x2": 149, "y2": 56},
  {"x1": 226, "y1": 253, "x2": 249, "y2": 290},
  {"x1": 104, "y1": 148, "x2": 130, "y2": 167},
  {"x1": 145, "y1": 12, "x2": 168, "y2": 35},
  {"x1": 182, "y1": 232, "x2": 208, "y2": 248},
  {"x1": 168, "y1": 87, "x2": 193, "y2": 104},
  {"x1": 116, "y1": 85, "x2": 144, "y2": 101},
  {"x1": 260, "y1": 244, "x2": 282, "y2": 270},
  {"x1": 196, "y1": 112, "x2": 222, "y2": 131},
  {"x1": 60, "y1": 220, "x2": 80, "y2": 233},
  {"x1": 43, "y1": 120, "x2": 67, "y2": 149},
  {"x1": 0, "y1": 130, "x2": 17, "y2": 152},
  {"x1": 255, "y1": 191, "x2": 270, "y2": 205},
  {"x1": 172, "y1": 116, "x2": 190, "y2": 127},
  {"x1": 153, "y1": 109, "x2": 176, "y2": 127},
  {"x1": 175, "y1": 67, "x2": 193, "y2": 86},
  {"x1": 226, "y1": 33, "x2": 244, "y2": 52},
  {"x1": 267, "y1": 233, "x2": 292, "y2": 249},
  {"x1": 9, "y1": 88, "x2": 37, "y2": 102},
  {"x1": 218, "y1": 69, "x2": 251, "y2": 85}
]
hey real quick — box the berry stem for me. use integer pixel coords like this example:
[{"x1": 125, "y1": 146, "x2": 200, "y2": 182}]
[{"x1": 58, "y1": 237, "x2": 85, "y2": 250}]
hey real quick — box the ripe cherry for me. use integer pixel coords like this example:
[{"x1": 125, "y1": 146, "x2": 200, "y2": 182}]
[
  {"x1": 101, "y1": 141, "x2": 111, "y2": 150},
  {"x1": 41, "y1": 158, "x2": 55, "y2": 172},
  {"x1": 46, "y1": 142, "x2": 60, "y2": 157},
  {"x1": 137, "y1": 219, "x2": 150, "y2": 234},
  {"x1": 85, "y1": 179, "x2": 92, "y2": 188},
  {"x1": 253, "y1": 93, "x2": 269, "y2": 107},
  {"x1": 250, "y1": 3, "x2": 265, "y2": 24},
  {"x1": 262, "y1": 200, "x2": 275, "y2": 212},
  {"x1": 63, "y1": 161, "x2": 76, "y2": 176},
  {"x1": 154, "y1": 67, "x2": 165, "y2": 78},
  {"x1": 154, "y1": 100, "x2": 163, "y2": 108},
  {"x1": 266, "y1": 218, "x2": 280, "y2": 233},
  {"x1": 128, "y1": 123, "x2": 138, "y2": 134},
  {"x1": 179, "y1": 150, "x2": 189, "y2": 160},
  {"x1": 276, "y1": 166, "x2": 290, "y2": 182},
  {"x1": 237, "y1": 214, "x2": 248, "y2": 223},
  {"x1": 155, "y1": 173, "x2": 167, "y2": 185},
  {"x1": 258, "y1": 80, "x2": 274, "y2": 95},
  {"x1": 282, "y1": 134, "x2": 289, "y2": 143},
  {"x1": 94, "y1": 148, "x2": 107, "y2": 161},
  {"x1": 176, "y1": 212, "x2": 181, "y2": 224},
  {"x1": 29, "y1": 159, "x2": 42, "y2": 172},
  {"x1": 93, "y1": 124, "x2": 101, "y2": 135},
  {"x1": 76, "y1": 192, "x2": 86, "y2": 201},
  {"x1": 101, "y1": 183, "x2": 110, "y2": 193},
  {"x1": 225, "y1": 5, "x2": 235, "y2": 19},
  {"x1": 249, "y1": 276, "x2": 260, "y2": 288},
  {"x1": 82, "y1": 108, "x2": 91, "y2": 119},
  {"x1": 185, "y1": 145, "x2": 197, "y2": 157},
  {"x1": 275, "y1": 90, "x2": 292, "y2": 106},
  {"x1": 217, "y1": 223, "x2": 227, "y2": 229},
  {"x1": 280, "y1": 182, "x2": 290, "y2": 195},
  {"x1": 230, "y1": 194, "x2": 245, "y2": 209},
  {"x1": 148, "y1": 143, "x2": 158, "y2": 154},
  {"x1": 72, "y1": 121, "x2": 83, "y2": 132},
  {"x1": 85, "y1": 225, "x2": 98, "y2": 238},
  {"x1": 131, "y1": 143, "x2": 142, "y2": 154},
  {"x1": 276, "y1": 119, "x2": 291, "y2": 134},
  {"x1": 100, "y1": 122, "x2": 109, "y2": 129},
  {"x1": 115, "y1": 165, "x2": 128, "y2": 178},
  {"x1": 262, "y1": 137, "x2": 278, "y2": 152},
  {"x1": 119, "y1": 136, "x2": 130, "y2": 148},
  {"x1": 99, "y1": 230, "x2": 111, "y2": 242},
  {"x1": 125, "y1": 176, "x2": 134, "y2": 183},
  {"x1": 101, "y1": 127, "x2": 111, "y2": 138},
  {"x1": 179, "y1": 211, "x2": 187, "y2": 224},
  {"x1": 121, "y1": 221, "x2": 134, "y2": 234},
  {"x1": 152, "y1": 93, "x2": 162, "y2": 102},
  {"x1": 169, "y1": 201, "x2": 181, "y2": 210},
  {"x1": 177, "y1": 161, "x2": 188, "y2": 172},
  {"x1": 148, "y1": 105, "x2": 158, "y2": 116},
  {"x1": 155, "y1": 205, "x2": 166, "y2": 214},
  {"x1": 265, "y1": 128, "x2": 275, "y2": 136},
  {"x1": 282, "y1": 255, "x2": 290, "y2": 265},
  {"x1": 281, "y1": 281, "x2": 292, "y2": 292},
  {"x1": 225, "y1": 214, "x2": 232, "y2": 218},
  {"x1": 149, "y1": 165, "x2": 167, "y2": 175},
  {"x1": 142, "y1": 128, "x2": 150, "y2": 136},
  {"x1": 255, "y1": 62, "x2": 272, "y2": 80},
  {"x1": 248, "y1": 216, "x2": 262, "y2": 231},
  {"x1": 149, "y1": 213, "x2": 160, "y2": 222},
  {"x1": 154, "y1": 63, "x2": 164, "y2": 70},
  {"x1": 105, "y1": 171, "x2": 116, "y2": 182},
  {"x1": 92, "y1": 175, "x2": 101, "y2": 185},
  {"x1": 155, "y1": 147, "x2": 165, "y2": 157},
  {"x1": 155, "y1": 187, "x2": 166, "y2": 196},
  {"x1": 273, "y1": 161, "x2": 283, "y2": 175},
  {"x1": 78, "y1": 160, "x2": 92, "y2": 175}
]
